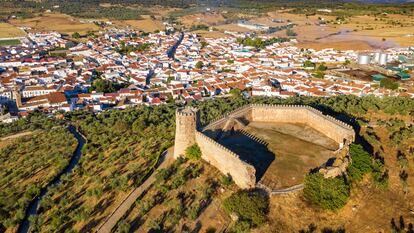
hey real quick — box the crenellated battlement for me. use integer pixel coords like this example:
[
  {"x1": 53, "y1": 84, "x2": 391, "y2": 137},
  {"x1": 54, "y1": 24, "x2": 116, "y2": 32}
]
[
  {"x1": 174, "y1": 104, "x2": 356, "y2": 190},
  {"x1": 195, "y1": 132, "x2": 253, "y2": 166},
  {"x1": 203, "y1": 104, "x2": 353, "y2": 134},
  {"x1": 239, "y1": 129, "x2": 268, "y2": 147},
  {"x1": 176, "y1": 107, "x2": 198, "y2": 117}
]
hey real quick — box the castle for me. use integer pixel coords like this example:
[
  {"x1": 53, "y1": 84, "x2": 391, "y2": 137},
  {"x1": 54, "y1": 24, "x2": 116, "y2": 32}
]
[{"x1": 174, "y1": 104, "x2": 355, "y2": 190}]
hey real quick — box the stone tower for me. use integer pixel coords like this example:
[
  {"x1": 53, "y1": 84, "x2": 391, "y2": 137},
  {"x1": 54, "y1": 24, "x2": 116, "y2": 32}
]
[{"x1": 174, "y1": 107, "x2": 199, "y2": 158}]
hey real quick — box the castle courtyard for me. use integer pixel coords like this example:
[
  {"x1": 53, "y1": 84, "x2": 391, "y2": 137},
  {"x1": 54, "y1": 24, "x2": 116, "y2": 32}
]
[
  {"x1": 241, "y1": 122, "x2": 337, "y2": 189},
  {"x1": 175, "y1": 105, "x2": 354, "y2": 189}
]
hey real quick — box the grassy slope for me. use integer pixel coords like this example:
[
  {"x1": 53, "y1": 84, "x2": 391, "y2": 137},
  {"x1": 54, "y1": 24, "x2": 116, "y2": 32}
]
[
  {"x1": 33, "y1": 106, "x2": 175, "y2": 232},
  {"x1": 0, "y1": 127, "x2": 77, "y2": 231},
  {"x1": 256, "y1": 111, "x2": 414, "y2": 232}
]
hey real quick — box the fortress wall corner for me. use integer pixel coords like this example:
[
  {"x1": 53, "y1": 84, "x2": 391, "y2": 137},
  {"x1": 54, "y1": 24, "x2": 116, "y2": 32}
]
[
  {"x1": 305, "y1": 110, "x2": 355, "y2": 144},
  {"x1": 250, "y1": 105, "x2": 355, "y2": 145},
  {"x1": 195, "y1": 131, "x2": 256, "y2": 189}
]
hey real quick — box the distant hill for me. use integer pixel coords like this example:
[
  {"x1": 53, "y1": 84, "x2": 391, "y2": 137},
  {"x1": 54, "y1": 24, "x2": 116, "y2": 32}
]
[{"x1": 351, "y1": 0, "x2": 414, "y2": 3}]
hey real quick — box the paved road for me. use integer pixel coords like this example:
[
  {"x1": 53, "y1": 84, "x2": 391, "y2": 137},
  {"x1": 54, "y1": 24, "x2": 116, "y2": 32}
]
[{"x1": 96, "y1": 150, "x2": 174, "y2": 233}]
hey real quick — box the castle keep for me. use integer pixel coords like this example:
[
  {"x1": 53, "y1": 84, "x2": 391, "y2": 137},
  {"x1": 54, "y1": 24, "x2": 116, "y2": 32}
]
[{"x1": 174, "y1": 104, "x2": 355, "y2": 190}]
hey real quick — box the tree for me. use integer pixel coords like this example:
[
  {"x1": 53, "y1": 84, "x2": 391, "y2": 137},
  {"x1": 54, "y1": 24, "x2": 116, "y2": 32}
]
[
  {"x1": 221, "y1": 173, "x2": 234, "y2": 186},
  {"x1": 89, "y1": 79, "x2": 128, "y2": 93},
  {"x1": 380, "y1": 78, "x2": 399, "y2": 90},
  {"x1": 86, "y1": 31, "x2": 95, "y2": 38},
  {"x1": 303, "y1": 173, "x2": 350, "y2": 210},
  {"x1": 185, "y1": 144, "x2": 201, "y2": 160},
  {"x1": 71, "y1": 32, "x2": 80, "y2": 39},
  {"x1": 195, "y1": 61, "x2": 204, "y2": 69},
  {"x1": 200, "y1": 41, "x2": 208, "y2": 49},
  {"x1": 343, "y1": 59, "x2": 351, "y2": 66},
  {"x1": 348, "y1": 144, "x2": 373, "y2": 181},
  {"x1": 229, "y1": 88, "x2": 242, "y2": 98},
  {"x1": 223, "y1": 189, "x2": 269, "y2": 229},
  {"x1": 317, "y1": 63, "x2": 328, "y2": 71},
  {"x1": 303, "y1": 60, "x2": 315, "y2": 68},
  {"x1": 313, "y1": 70, "x2": 325, "y2": 79}
]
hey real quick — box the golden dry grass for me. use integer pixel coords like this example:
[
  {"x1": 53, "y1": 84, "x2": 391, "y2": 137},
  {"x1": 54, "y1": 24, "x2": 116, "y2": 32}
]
[
  {"x1": 215, "y1": 23, "x2": 252, "y2": 32},
  {"x1": 179, "y1": 12, "x2": 226, "y2": 26},
  {"x1": 0, "y1": 23, "x2": 26, "y2": 38},
  {"x1": 266, "y1": 11, "x2": 414, "y2": 49},
  {"x1": 296, "y1": 40, "x2": 374, "y2": 51},
  {"x1": 193, "y1": 30, "x2": 229, "y2": 39},
  {"x1": 114, "y1": 18, "x2": 164, "y2": 32},
  {"x1": 255, "y1": 121, "x2": 414, "y2": 233},
  {"x1": 9, "y1": 13, "x2": 99, "y2": 35}
]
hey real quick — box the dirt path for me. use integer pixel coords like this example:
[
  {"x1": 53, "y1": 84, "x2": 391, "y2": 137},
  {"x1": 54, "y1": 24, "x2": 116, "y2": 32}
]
[
  {"x1": 0, "y1": 131, "x2": 33, "y2": 141},
  {"x1": 96, "y1": 149, "x2": 174, "y2": 233}
]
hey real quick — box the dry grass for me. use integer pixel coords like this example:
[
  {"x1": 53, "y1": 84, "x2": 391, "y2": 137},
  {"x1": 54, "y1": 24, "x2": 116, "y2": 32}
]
[
  {"x1": 255, "y1": 114, "x2": 414, "y2": 233},
  {"x1": 9, "y1": 13, "x2": 99, "y2": 35},
  {"x1": 296, "y1": 40, "x2": 374, "y2": 51},
  {"x1": 266, "y1": 11, "x2": 414, "y2": 49},
  {"x1": 193, "y1": 30, "x2": 228, "y2": 39},
  {"x1": 215, "y1": 23, "x2": 252, "y2": 32},
  {"x1": 244, "y1": 122, "x2": 337, "y2": 189},
  {"x1": 114, "y1": 17, "x2": 164, "y2": 32},
  {"x1": 119, "y1": 159, "x2": 233, "y2": 232},
  {"x1": 179, "y1": 12, "x2": 226, "y2": 26},
  {"x1": 0, "y1": 23, "x2": 26, "y2": 38},
  {"x1": 255, "y1": 181, "x2": 413, "y2": 233}
]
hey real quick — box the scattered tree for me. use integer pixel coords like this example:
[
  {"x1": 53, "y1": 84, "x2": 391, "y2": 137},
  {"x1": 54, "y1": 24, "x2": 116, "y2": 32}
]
[
  {"x1": 185, "y1": 144, "x2": 201, "y2": 160},
  {"x1": 303, "y1": 173, "x2": 350, "y2": 210},
  {"x1": 71, "y1": 32, "x2": 81, "y2": 39},
  {"x1": 223, "y1": 189, "x2": 269, "y2": 230},
  {"x1": 195, "y1": 61, "x2": 204, "y2": 69}
]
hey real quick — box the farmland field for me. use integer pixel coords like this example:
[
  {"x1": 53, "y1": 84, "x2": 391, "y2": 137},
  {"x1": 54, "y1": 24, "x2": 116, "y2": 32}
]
[
  {"x1": 114, "y1": 16, "x2": 164, "y2": 32},
  {"x1": 0, "y1": 23, "x2": 25, "y2": 38},
  {"x1": 0, "y1": 39, "x2": 21, "y2": 46},
  {"x1": 9, "y1": 13, "x2": 99, "y2": 35}
]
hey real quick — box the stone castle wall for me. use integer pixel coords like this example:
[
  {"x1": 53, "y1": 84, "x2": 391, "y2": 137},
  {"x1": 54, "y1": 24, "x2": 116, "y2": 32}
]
[
  {"x1": 202, "y1": 104, "x2": 354, "y2": 145},
  {"x1": 174, "y1": 104, "x2": 356, "y2": 190},
  {"x1": 250, "y1": 105, "x2": 355, "y2": 144},
  {"x1": 195, "y1": 131, "x2": 256, "y2": 188}
]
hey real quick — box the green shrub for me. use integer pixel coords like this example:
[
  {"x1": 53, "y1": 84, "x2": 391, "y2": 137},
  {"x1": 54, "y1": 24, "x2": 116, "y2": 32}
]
[
  {"x1": 221, "y1": 173, "x2": 234, "y2": 186},
  {"x1": 116, "y1": 220, "x2": 130, "y2": 233},
  {"x1": 380, "y1": 78, "x2": 399, "y2": 90},
  {"x1": 303, "y1": 173, "x2": 350, "y2": 210},
  {"x1": 195, "y1": 61, "x2": 204, "y2": 69},
  {"x1": 372, "y1": 165, "x2": 389, "y2": 190},
  {"x1": 185, "y1": 144, "x2": 201, "y2": 160},
  {"x1": 223, "y1": 190, "x2": 269, "y2": 229},
  {"x1": 348, "y1": 144, "x2": 373, "y2": 181},
  {"x1": 303, "y1": 60, "x2": 315, "y2": 68},
  {"x1": 71, "y1": 32, "x2": 80, "y2": 39}
]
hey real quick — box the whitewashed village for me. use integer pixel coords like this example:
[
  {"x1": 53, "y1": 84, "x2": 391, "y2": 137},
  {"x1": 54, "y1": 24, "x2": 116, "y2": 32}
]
[{"x1": 0, "y1": 25, "x2": 413, "y2": 122}]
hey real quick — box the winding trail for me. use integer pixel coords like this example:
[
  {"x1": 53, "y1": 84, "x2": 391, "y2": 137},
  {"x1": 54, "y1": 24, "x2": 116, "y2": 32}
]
[
  {"x1": 17, "y1": 125, "x2": 86, "y2": 233},
  {"x1": 0, "y1": 131, "x2": 34, "y2": 141},
  {"x1": 96, "y1": 149, "x2": 174, "y2": 233}
]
